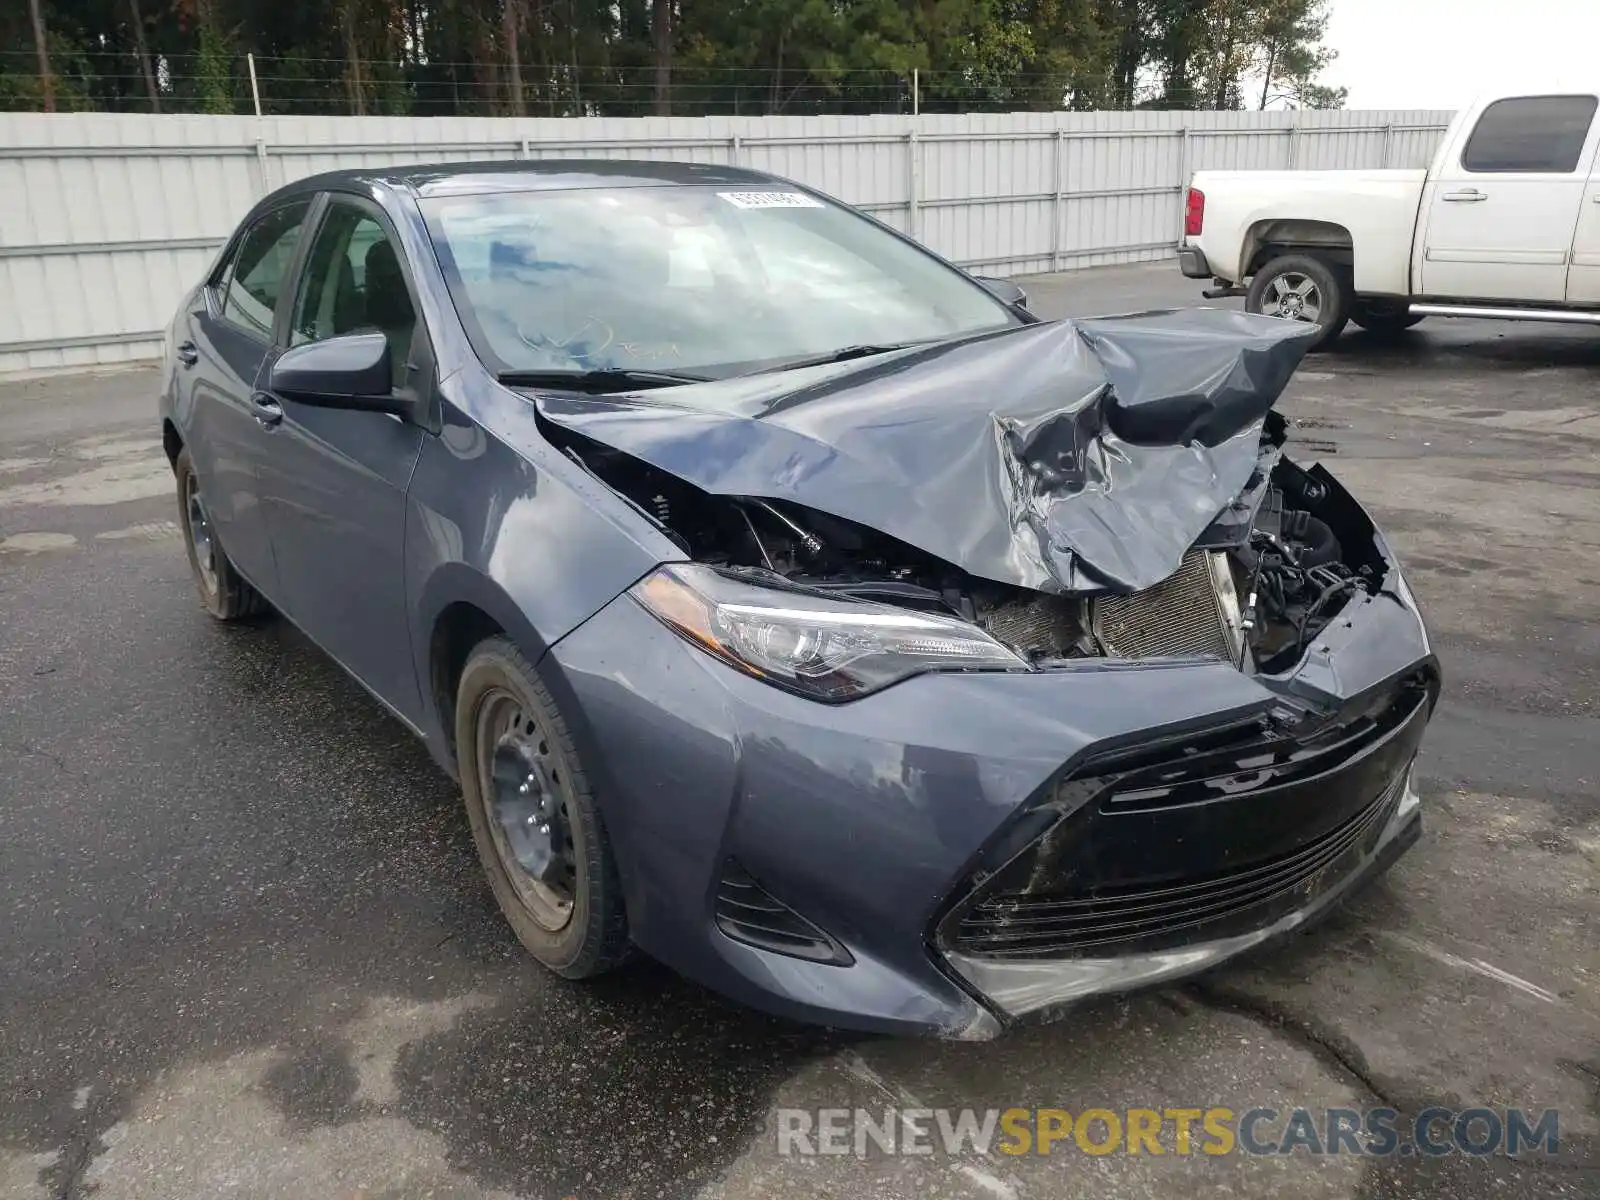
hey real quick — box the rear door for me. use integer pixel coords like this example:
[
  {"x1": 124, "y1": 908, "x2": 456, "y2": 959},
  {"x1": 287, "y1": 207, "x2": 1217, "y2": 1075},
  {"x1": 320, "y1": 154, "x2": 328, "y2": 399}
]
[
  {"x1": 1418, "y1": 94, "x2": 1600, "y2": 302},
  {"x1": 253, "y1": 193, "x2": 430, "y2": 722},
  {"x1": 1565, "y1": 137, "x2": 1600, "y2": 303},
  {"x1": 181, "y1": 199, "x2": 313, "y2": 598}
]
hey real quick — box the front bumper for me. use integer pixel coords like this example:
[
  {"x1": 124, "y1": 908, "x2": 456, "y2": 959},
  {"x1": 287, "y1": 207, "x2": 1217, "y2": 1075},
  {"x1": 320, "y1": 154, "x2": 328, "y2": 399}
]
[
  {"x1": 947, "y1": 774, "x2": 1420, "y2": 1018},
  {"x1": 546, "y1": 536, "x2": 1436, "y2": 1040},
  {"x1": 1178, "y1": 244, "x2": 1213, "y2": 278}
]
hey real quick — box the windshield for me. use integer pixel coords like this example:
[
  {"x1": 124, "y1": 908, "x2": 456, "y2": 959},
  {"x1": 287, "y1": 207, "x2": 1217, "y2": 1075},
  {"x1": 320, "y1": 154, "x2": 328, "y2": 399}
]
[{"x1": 420, "y1": 184, "x2": 1018, "y2": 378}]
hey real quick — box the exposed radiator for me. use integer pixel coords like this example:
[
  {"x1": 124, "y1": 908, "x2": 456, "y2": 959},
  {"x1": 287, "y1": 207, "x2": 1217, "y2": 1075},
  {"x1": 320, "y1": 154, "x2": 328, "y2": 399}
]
[{"x1": 1091, "y1": 551, "x2": 1241, "y2": 662}]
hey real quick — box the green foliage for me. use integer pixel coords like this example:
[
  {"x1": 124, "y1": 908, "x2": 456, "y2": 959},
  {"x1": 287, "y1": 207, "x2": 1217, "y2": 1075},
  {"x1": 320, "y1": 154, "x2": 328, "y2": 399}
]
[
  {"x1": 194, "y1": 20, "x2": 234, "y2": 114},
  {"x1": 1, "y1": 0, "x2": 1345, "y2": 116}
]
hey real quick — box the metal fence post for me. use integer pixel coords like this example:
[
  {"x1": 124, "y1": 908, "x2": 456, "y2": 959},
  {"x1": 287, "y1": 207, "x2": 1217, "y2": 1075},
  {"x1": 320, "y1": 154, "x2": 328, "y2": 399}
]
[
  {"x1": 1286, "y1": 118, "x2": 1299, "y2": 169},
  {"x1": 1177, "y1": 126, "x2": 1191, "y2": 244},
  {"x1": 1381, "y1": 122, "x2": 1394, "y2": 168},
  {"x1": 254, "y1": 135, "x2": 270, "y2": 195},
  {"x1": 247, "y1": 54, "x2": 263, "y2": 119},
  {"x1": 246, "y1": 53, "x2": 271, "y2": 196},
  {"x1": 1052, "y1": 126, "x2": 1066, "y2": 271},
  {"x1": 906, "y1": 127, "x2": 920, "y2": 240},
  {"x1": 730, "y1": 133, "x2": 742, "y2": 166}
]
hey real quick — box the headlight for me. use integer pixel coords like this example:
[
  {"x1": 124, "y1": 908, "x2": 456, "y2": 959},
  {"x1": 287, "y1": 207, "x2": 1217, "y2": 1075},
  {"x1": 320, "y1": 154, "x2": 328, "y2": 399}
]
[{"x1": 630, "y1": 564, "x2": 1028, "y2": 702}]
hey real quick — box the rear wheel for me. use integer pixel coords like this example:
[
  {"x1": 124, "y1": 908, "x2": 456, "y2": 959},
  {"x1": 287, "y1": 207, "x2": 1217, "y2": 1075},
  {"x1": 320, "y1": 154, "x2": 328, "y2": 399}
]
[
  {"x1": 174, "y1": 447, "x2": 269, "y2": 621},
  {"x1": 1350, "y1": 302, "x2": 1425, "y2": 335},
  {"x1": 455, "y1": 636, "x2": 629, "y2": 978},
  {"x1": 1246, "y1": 253, "x2": 1350, "y2": 351}
]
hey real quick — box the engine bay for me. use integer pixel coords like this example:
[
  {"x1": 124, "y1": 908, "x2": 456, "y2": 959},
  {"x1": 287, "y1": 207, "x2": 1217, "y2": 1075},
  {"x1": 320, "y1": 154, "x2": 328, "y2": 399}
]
[{"x1": 550, "y1": 421, "x2": 1386, "y2": 674}]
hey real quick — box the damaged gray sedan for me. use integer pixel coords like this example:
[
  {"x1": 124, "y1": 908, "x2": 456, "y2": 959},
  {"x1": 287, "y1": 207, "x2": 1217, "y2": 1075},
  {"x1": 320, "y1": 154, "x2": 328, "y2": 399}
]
[{"x1": 159, "y1": 160, "x2": 1437, "y2": 1038}]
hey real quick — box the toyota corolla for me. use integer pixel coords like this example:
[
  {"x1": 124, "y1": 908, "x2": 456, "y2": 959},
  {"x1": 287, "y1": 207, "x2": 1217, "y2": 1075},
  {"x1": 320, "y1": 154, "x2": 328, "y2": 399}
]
[{"x1": 158, "y1": 160, "x2": 1438, "y2": 1038}]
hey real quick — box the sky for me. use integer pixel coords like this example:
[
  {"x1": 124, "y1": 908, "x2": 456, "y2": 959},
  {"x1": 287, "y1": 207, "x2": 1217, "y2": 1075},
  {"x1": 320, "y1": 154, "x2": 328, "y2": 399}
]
[{"x1": 1322, "y1": 0, "x2": 1600, "y2": 110}]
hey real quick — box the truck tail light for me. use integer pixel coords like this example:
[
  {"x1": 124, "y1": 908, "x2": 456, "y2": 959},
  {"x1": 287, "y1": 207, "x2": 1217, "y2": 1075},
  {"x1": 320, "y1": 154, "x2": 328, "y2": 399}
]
[{"x1": 1185, "y1": 187, "x2": 1206, "y2": 237}]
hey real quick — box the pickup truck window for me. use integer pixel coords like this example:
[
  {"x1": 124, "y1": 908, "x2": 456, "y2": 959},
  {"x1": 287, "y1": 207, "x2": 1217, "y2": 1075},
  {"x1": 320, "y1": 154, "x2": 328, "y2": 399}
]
[{"x1": 1462, "y1": 95, "x2": 1598, "y2": 174}]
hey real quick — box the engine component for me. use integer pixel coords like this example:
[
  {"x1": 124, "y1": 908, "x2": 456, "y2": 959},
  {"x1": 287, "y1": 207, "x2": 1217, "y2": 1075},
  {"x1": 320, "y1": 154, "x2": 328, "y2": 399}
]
[
  {"x1": 1231, "y1": 483, "x2": 1372, "y2": 669},
  {"x1": 977, "y1": 594, "x2": 1090, "y2": 660},
  {"x1": 1092, "y1": 551, "x2": 1239, "y2": 661}
]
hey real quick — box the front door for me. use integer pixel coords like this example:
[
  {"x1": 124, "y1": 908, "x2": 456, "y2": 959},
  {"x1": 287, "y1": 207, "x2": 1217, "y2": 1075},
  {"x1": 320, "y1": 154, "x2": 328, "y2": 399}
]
[
  {"x1": 255, "y1": 194, "x2": 429, "y2": 723},
  {"x1": 1419, "y1": 94, "x2": 1599, "y2": 303},
  {"x1": 182, "y1": 200, "x2": 313, "y2": 598},
  {"x1": 1566, "y1": 139, "x2": 1600, "y2": 304}
]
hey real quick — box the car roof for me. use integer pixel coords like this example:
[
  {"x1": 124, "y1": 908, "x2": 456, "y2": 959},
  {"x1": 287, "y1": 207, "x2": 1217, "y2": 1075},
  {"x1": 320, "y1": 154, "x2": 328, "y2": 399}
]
[{"x1": 272, "y1": 158, "x2": 790, "y2": 202}]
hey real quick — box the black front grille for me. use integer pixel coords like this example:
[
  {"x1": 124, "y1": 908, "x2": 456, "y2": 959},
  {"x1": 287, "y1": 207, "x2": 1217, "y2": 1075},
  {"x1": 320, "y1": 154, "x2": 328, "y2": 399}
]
[
  {"x1": 715, "y1": 860, "x2": 852, "y2": 965},
  {"x1": 1092, "y1": 671, "x2": 1423, "y2": 816},
  {"x1": 954, "y1": 775, "x2": 1403, "y2": 958},
  {"x1": 940, "y1": 671, "x2": 1434, "y2": 961}
]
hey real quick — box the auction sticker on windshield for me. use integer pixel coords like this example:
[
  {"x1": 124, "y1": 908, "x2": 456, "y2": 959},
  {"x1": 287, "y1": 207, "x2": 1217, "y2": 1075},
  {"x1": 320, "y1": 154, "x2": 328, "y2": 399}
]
[{"x1": 717, "y1": 191, "x2": 825, "y2": 209}]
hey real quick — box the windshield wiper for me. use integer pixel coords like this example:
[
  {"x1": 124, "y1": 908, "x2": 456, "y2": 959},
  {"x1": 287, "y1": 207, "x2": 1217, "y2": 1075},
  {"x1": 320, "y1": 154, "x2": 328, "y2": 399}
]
[
  {"x1": 497, "y1": 367, "x2": 713, "y2": 393},
  {"x1": 749, "y1": 342, "x2": 921, "y2": 376}
]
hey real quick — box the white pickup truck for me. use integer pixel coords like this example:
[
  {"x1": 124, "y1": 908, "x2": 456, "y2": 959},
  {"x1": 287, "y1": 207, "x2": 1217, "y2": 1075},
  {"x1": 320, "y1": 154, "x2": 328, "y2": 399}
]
[{"x1": 1178, "y1": 87, "x2": 1600, "y2": 348}]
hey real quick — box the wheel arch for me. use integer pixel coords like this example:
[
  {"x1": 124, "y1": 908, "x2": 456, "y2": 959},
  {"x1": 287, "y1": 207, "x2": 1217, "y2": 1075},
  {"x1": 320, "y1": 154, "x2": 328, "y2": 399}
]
[
  {"x1": 415, "y1": 564, "x2": 548, "y2": 773},
  {"x1": 162, "y1": 418, "x2": 184, "y2": 471},
  {"x1": 417, "y1": 563, "x2": 642, "y2": 941},
  {"x1": 1241, "y1": 219, "x2": 1354, "y2": 280}
]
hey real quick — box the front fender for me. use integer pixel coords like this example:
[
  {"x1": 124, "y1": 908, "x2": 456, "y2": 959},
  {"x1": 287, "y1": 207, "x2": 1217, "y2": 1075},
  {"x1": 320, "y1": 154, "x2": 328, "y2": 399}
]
[{"x1": 403, "y1": 384, "x2": 682, "y2": 766}]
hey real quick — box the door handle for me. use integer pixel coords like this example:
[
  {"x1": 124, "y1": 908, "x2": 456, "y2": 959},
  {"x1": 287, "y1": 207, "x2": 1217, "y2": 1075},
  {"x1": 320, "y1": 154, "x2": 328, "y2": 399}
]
[
  {"x1": 176, "y1": 341, "x2": 199, "y2": 366},
  {"x1": 1442, "y1": 189, "x2": 1487, "y2": 202},
  {"x1": 249, "y1": 392, "x2": 284, "y2": 428}
]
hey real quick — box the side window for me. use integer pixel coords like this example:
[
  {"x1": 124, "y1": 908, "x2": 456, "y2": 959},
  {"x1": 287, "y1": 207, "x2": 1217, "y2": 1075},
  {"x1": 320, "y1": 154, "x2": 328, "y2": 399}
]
[
  {"x1": 290, "y1": 202, "x2": 417, "y2": 386},
  {"x1": 220, "y1": 202, "x2": 311, "y2": 339},
  {"x1": 1462, "y1": 95, "x2": 1599, "y2": 174}
]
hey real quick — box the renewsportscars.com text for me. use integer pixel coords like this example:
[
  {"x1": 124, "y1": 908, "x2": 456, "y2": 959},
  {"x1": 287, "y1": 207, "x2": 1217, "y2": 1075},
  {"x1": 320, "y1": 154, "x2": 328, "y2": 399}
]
[{"x1": 774, "y1": 1106, "x2": 1561, "y2": 1158}]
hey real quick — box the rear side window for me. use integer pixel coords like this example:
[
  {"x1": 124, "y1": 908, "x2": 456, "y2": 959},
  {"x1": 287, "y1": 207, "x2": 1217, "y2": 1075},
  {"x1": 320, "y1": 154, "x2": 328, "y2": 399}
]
[
  {"x1": 220, "y1": 202, "x2": 311, "y2": 338},
  {"x1": 1461, "y1": 95, "x2": 1598, "y2": 173}
]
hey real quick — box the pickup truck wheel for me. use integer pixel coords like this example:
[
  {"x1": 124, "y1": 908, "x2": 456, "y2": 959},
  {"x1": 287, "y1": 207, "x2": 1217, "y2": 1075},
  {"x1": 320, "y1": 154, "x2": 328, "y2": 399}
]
[
  {"x1": 1246, "y1": 254, "x2": 1349, "y2": 350},
  {"x1": 1350, "y1": 303, "x2": 1425, "y2": 334},
  {"x1": 456, "y1": 636, "x2": 630, "y2": 979}
]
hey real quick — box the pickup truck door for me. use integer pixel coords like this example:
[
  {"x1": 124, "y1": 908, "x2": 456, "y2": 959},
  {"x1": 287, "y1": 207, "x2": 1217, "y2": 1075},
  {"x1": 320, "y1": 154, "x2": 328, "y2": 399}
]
[
  {"x1": 1565, "y1": 136, "x2": 1600, "y2": 304},
  {"x1": 1418, "y1": 94, "x2": 1600, "y2": 303}
]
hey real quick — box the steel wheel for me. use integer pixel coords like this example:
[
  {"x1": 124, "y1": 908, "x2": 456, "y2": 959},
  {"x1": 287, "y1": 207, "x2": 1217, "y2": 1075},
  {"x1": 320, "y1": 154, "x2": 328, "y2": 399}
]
[
  {"x1": 184, "y1": 472, "x2": 219, "y2": 597},
  {"x1": 1264, "y1": 272, "x2": 1322, "y2": 324},
  {"x1": 474, "y1": 688, "x2": 577, "y2": 932}
]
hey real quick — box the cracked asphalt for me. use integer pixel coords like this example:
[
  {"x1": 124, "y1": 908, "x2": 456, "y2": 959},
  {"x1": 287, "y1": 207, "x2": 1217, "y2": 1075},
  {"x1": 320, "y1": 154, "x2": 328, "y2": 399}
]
[{"x1": 1, "y1": 263, "x2": 1596, "y2": 1200}]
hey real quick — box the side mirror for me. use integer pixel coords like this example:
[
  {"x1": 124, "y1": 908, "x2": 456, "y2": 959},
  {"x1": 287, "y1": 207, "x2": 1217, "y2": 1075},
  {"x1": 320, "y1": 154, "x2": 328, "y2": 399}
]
[
  {"x1": 975, "y1": 276, "x2": 1029, "y2": 310},
  {"x1": 269, "y1": 332, "x2": 409, "y2": 416}
]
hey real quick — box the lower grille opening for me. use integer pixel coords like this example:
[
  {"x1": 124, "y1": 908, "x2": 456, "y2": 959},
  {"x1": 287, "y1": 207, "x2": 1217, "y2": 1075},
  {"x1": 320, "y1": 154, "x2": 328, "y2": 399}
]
[
  {"x1": 953, "y1": 778, "x2": 1402, "y2": 958},
  {"x1": 938, "y1": 670, "x2": 1435, "y2": 963},
  {"x1": 715, "y1": 860, "x2": 853, "y2": 965}
]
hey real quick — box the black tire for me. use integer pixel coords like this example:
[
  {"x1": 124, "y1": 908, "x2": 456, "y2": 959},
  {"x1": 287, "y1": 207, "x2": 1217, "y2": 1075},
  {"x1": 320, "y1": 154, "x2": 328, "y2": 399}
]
[
  {"x1": 174, "y1": 446, "x2": 270, "y2": 621},
  {"x1": 455, "y1": 636, "x2": 629, "y2": 978},
  {"x1": 1246, "y1": 253, "x2": 1350, "y2": 351},
  {"x1": 1350, "y1": 303, "x2": 1425, "y2": 335}
]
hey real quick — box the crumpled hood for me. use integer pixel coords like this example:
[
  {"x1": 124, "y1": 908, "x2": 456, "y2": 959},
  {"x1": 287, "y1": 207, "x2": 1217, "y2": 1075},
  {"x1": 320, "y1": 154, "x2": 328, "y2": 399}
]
[{"x1": 531, "y1": 308, "x2": 1318, "y2": 593}]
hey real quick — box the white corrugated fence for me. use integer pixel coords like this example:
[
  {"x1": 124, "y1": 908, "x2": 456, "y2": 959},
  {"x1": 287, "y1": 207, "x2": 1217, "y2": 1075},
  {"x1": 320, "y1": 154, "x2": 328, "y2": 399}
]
[{"x1": 0, "y1": 108, "x2": 1451, "y2": 376}]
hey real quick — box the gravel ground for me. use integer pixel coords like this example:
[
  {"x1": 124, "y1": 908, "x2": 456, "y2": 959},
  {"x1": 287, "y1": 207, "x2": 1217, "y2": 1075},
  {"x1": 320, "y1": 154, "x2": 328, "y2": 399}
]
[{"x1": 0, "y1": 263, "x2": 1596, "y2": 1200}]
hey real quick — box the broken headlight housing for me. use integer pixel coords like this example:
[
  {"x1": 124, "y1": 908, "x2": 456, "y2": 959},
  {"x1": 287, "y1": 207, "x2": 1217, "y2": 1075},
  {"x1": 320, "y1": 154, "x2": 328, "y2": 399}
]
[{"x1": 631, "y1": 564, "x2": 1028, "y2": 702}]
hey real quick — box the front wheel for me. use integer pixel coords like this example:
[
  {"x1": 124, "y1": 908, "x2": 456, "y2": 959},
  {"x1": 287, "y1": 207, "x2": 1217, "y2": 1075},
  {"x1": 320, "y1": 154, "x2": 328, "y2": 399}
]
[
  {"x1": 455, "y1": 636, "x2": 630, "y2": 979},
  {"x1": 1246, "y1": 254, "x2": 1350, "y2": 351}
]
